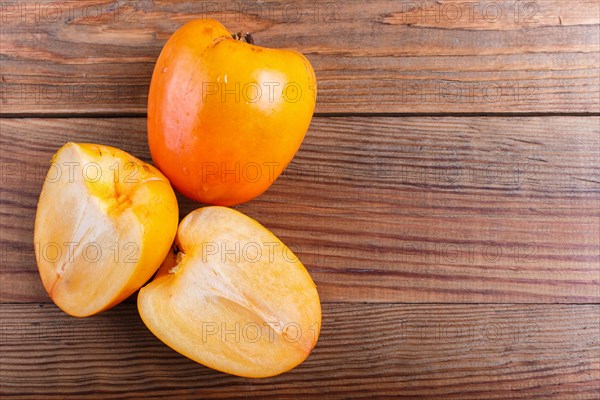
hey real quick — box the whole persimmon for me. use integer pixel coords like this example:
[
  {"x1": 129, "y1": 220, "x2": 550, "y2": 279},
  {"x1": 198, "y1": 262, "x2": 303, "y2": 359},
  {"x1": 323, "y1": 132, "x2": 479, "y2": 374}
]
[{"x1": 147, "y1": 19, "x2": 317, "y2": 206}]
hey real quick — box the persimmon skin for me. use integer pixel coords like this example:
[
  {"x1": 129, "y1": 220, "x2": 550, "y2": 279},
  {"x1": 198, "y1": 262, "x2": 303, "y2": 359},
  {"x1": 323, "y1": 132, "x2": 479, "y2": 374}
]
[{"x1": 148, "y1": 19, "x2": 317, "y2": 206}]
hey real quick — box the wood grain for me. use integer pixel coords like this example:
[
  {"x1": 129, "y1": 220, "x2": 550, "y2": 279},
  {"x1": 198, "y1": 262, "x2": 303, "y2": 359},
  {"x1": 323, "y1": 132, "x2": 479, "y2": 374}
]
[
  {"x1": 0, "y1": 302, "x2": 598, "y2": 399},
  {"x1": 2, "y1": 1, "x2": 598, "y2": 398},
  {"x1": 1, "y1": 0, "x2": 599, "y2": 115},
  {"x1": 1, "y1": 116, "x2": 598, "y2": 303}
]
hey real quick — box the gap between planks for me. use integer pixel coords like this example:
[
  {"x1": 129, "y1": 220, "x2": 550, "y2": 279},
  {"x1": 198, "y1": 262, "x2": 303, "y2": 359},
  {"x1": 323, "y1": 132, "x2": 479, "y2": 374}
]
[
  {"x1": 1, "y1": 302, "x2": 598, "y2": 305},
  {"x1": 1, "y1": 112, "x2": 600, "y2": 119}
]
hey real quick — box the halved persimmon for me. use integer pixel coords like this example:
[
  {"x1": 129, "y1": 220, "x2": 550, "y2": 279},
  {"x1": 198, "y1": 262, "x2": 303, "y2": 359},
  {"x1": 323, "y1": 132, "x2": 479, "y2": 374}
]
[
  {"x1": 138, "y1": 207, "x2": 321, "y2": 377},
  {"x1": 34, "y1": 143, "x2": 178, "y2": 317}
]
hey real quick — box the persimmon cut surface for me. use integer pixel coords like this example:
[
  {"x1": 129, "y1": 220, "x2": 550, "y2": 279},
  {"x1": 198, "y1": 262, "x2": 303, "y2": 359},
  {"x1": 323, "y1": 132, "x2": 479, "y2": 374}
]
[
  {"x1": 148, "y1": 19, "x2": 317, "y2": 206},
  {"x1": 138, "y1": 207, "x2": 321, "y2": 378},
  {"x1": 34, "y1": 143, "x2": 178, "y2": 317}
]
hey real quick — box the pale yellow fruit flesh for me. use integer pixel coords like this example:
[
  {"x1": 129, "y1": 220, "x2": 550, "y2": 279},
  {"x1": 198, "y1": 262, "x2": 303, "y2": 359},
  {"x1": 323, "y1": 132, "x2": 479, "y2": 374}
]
[
  {"x1": 138, "y1": 207, "x2": 322, "y2": 378},
  {"x1": 34, "y1": 142, "x2": 178, "y2": 317}
]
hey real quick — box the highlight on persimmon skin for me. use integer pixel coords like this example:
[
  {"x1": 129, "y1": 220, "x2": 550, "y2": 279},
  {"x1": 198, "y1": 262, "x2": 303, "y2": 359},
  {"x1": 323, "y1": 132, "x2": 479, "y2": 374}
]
[
  {"x1": 147, "y1": 19, "x2": 317, "y2": 206},
  {"x1": 34, "y1": 142, "x2": 179, "y2": 317},
  {"x1": 138, "y1": 206, "x2": 322, "y2": 378}
]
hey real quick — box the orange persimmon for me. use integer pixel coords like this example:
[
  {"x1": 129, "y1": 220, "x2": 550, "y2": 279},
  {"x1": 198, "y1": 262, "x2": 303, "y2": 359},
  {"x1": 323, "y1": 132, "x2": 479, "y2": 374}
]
[
  {"x1": 147, "y1": 19, "x2": 317, "y2": 206},
  {"x1": 138, "y1": 206, "x2": 321, "y2": 377},
  {"x1": 34, "y1": 143, "x2": 178, "y2": 317}
]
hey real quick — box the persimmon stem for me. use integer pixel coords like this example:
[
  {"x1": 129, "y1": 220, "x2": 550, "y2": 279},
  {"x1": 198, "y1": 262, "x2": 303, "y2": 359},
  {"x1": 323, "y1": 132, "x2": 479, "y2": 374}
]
[{"x1": 232, "y1": 31, "x2": 254, "y2": 45}]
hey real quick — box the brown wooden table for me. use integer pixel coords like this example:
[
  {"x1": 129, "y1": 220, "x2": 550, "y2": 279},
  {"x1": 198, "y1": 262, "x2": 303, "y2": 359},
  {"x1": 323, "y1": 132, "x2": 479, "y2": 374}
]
[{"x1": 1, "y1": 1, "x2": 599, "y2": 398}]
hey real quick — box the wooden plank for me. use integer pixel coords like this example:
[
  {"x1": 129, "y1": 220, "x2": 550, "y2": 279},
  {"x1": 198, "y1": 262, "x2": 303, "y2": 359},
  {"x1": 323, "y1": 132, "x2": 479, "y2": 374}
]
[
  {"x1": 0, "y1": 302, "x2": 598, "y2": 399},
  {"x1": 1, "y1": 116, "x2": 598, "y2": 303},
  {"x1": 0, "y1": 0, "x2": 598, "y2": 115}
]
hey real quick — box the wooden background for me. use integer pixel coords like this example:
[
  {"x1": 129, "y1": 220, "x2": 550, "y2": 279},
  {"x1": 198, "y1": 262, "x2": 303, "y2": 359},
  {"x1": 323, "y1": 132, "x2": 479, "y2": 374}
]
[{"x1": 1, "y1": 0, "x2": 599, "y2": 398}]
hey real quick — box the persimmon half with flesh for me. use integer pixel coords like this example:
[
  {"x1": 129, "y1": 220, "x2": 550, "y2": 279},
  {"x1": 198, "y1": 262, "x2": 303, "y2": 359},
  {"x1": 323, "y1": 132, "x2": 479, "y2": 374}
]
[
  {"x1": 147, "y1": 19, "x2": 317, "y2": 206},
  {"x1": 138, "y1": 207, "x2": 321, "y2": 378},
  {"x1": 34, "y1": 143, "x2": 178, "y2": 317}
]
